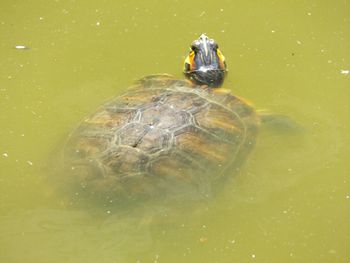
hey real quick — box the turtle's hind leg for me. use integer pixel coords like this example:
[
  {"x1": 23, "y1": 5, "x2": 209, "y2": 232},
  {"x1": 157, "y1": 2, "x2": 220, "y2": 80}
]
[{"x1": 257, "y1": 110, "x2": 304, "y2": 133}]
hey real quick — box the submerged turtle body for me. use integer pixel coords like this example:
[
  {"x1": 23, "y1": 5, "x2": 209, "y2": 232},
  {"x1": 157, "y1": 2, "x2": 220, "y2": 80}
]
[
  {"x1": 56, "y1": 34, "x2": 267, "y2": 205},
  {"x1": 63, "y1": 74, "x2": 259, "y2": 203}
]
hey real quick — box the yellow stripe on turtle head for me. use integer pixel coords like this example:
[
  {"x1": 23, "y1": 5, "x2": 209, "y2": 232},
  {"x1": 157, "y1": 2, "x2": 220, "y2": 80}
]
[
  {"x1": 184, "y1": 50, "x2": 195, "y2": 72},
  {"x1": 216, "y1": 49, "x2": 226, "y2": 70}
]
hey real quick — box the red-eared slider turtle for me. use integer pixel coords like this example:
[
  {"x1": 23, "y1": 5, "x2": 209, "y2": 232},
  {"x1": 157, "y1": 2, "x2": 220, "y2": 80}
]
[{"x1": 60, "y1": 34, "x2": 262, "y2": 206}]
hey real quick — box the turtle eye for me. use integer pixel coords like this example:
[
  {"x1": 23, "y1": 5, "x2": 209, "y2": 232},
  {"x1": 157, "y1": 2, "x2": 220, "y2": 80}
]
[
  {"x1": 191, "y1": 44, "x2": 198, "y2": 52},
  {"x1": 191, "y1": 40, "x2": 201, "y2": 52},
  {"x1": 208, "y1": 39, "x2": 218, "y2": 50}
]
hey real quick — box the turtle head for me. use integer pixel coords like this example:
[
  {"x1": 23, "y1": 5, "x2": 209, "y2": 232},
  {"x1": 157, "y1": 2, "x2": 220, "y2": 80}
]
[{"x1": 184, "y1": 34, "x2": 227, "y2": 87}]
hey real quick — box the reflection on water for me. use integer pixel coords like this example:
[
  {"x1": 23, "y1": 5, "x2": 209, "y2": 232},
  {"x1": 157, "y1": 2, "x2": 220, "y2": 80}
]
[{"x1": 1, "y1": 0, "x2": 350, "y2": 262}]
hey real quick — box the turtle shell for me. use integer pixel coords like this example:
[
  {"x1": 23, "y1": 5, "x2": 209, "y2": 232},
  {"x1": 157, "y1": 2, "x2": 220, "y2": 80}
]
[{"x1": 62, "y1": 74, "x2": 260, "y2": 204}]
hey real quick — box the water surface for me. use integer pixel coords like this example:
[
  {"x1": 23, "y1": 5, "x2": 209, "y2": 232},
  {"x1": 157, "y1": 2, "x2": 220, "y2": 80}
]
[{"x1": 1, "y1": 1, "x2": 349, "y2": 262}]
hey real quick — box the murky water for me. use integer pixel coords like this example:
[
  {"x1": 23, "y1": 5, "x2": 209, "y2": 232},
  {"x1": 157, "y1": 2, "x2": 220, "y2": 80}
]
[{"x1": 1, "y1": 1, "x2": 349, "y2": 262}]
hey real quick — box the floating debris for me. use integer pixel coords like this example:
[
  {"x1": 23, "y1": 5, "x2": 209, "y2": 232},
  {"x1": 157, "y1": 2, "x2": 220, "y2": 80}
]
[
  {"x1": 15, "y1": 45, "x2": 29, "y2": 50},
  {"x1": 2, "y1": 153, "x2": 8, "y2": 158},
  {"x1": 340, "y1": 69, "x2": 349, "y2": 75},
  {"x1": 27, "y1": 160, "x2": 33, "y2": 166},
  {"x1": 199, "y1": 236, "x2": 208, "y2": 243}
]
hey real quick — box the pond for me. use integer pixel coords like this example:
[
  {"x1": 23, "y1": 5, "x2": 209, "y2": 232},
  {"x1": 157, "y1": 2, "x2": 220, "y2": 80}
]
[{"x1": 0, "y1": 1, "x2": 349, "y2": 262}]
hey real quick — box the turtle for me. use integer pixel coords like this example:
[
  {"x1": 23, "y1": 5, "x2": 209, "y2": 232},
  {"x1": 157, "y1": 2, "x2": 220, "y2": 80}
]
[{"x1": 57, "y1": 34, "x2": 289, "y2": 207}]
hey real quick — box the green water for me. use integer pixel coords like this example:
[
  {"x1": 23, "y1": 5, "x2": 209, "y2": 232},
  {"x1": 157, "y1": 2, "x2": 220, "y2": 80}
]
[{"x1": 1, "y1": 0, "x2": 349, "y2": 262}]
